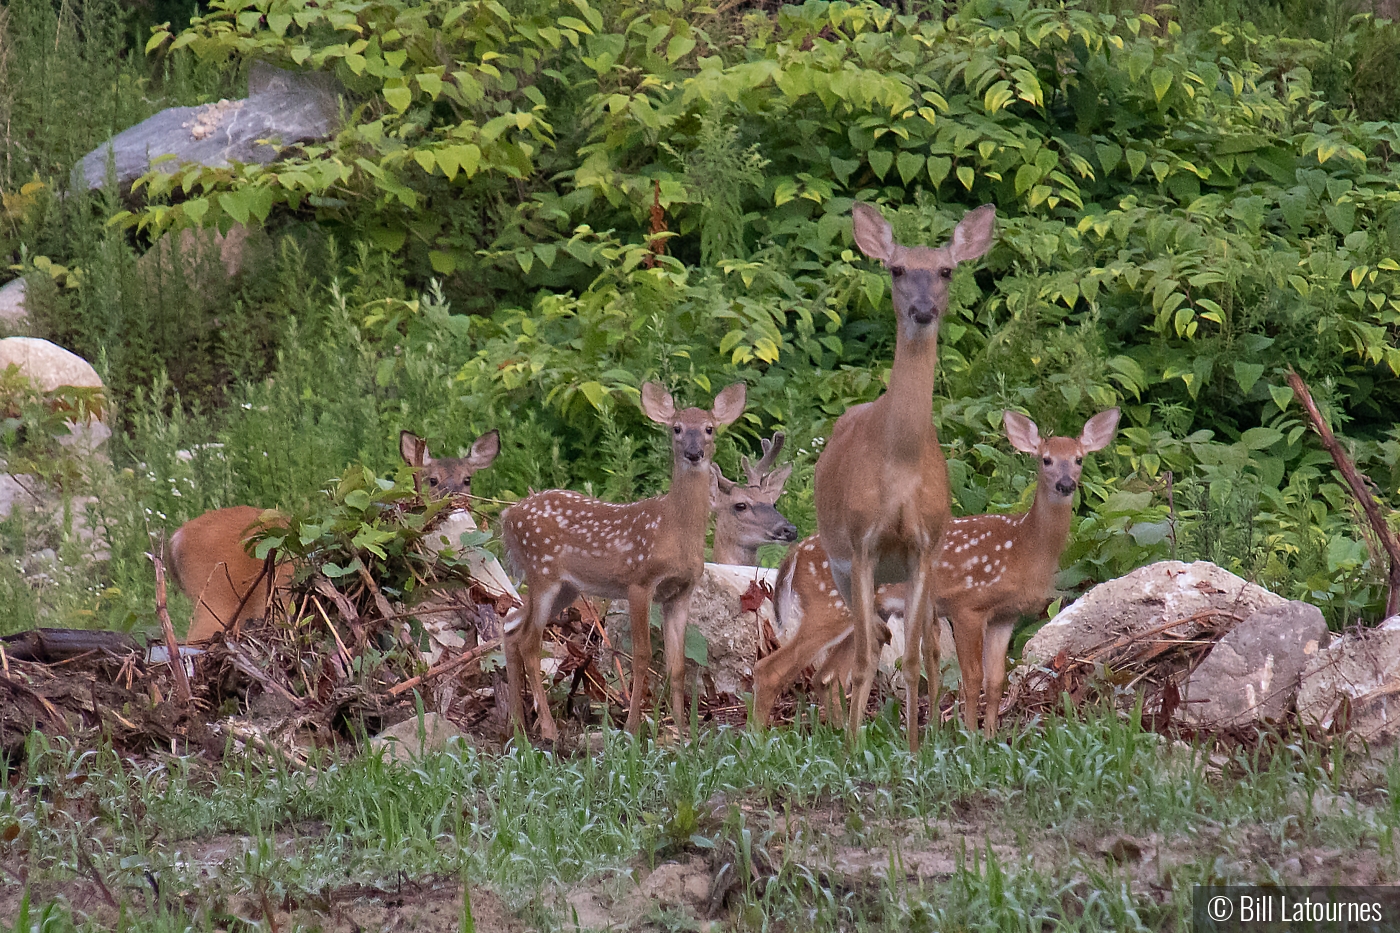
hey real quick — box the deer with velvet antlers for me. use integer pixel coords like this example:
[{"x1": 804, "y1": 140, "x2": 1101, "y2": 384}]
[
  {"x1": 711, "y1": 432, "x2": 797, "y2": 566},
  {"x1": 501, "y1": 382, "x2": 747, "y2": 740},
  {"x1": 811, "y1": 200, "x2": 996, "y2": 749},
  {"x1": 752, "y1": 408, "x2": 1121, "y2": 737}
]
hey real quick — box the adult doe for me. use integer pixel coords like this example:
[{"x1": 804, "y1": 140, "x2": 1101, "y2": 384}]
[
  {"x1": 811, "y1": 201, "x2": 995, "y2": 748},
  {"x1": 752, "y1": 409, "x2": 1120, "y2": 737}
]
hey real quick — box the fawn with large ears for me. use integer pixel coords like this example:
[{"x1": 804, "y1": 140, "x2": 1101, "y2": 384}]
[
  {"x1": 172, "y1": 429, "x2": 501, "y2": 644},
  {"x1": 811, "y1": 201, "x2": 996, "y2": 749},
  {"x1": 399, "y1": 429, "x2": 500, "y2": 496},
  {"x1": 502, "y1": 382, "x2": 747, "y2": 740},
  {"x1": 754, "y1": 407, "x2": 1120, "y2": 739}
]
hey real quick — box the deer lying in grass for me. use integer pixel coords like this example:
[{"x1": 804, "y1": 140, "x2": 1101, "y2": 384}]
[
  {"x1": 811, "y1": 201, "x2": 996, "y2": 749},
  {"x1": 501, "y1": 382, "x2": 747, "y2": 740},
  {"x1": 752, "y1": 408, "x2": 1121, "y2": 737},
  {"x1": 711, "y1": 432, "x2": 797, "y2": 566},
  {"x1": 169, "y1": 429, "x2": 499, "y2": 643}
]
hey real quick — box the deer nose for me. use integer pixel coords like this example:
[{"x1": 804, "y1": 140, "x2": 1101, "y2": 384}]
[
  {"x1": 684, "y1": 448, "x2": 705, "y2": 464},
  {"x1": 1055, "y1": 478, "x2": 1077, "y2": 496},
  {"x1": 776, "y1": 522, "x2": 798, "y2": 542},
  {"x1": 911, "y1": 307, "x2": 936, "y2": 325}
]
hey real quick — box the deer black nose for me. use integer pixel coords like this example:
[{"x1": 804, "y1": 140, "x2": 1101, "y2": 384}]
[
  {"x1": 911, "y1": 308, "x2": 936, "y2": 325},
  {"x1": 685, "y1": 450, "x2": 704, "y2": 464},
  {"x1": 776, "y1": 522, "x2": 798, "y2": 542},
  {"x1": 1056, "y1": 479, "x2": 1077, "y2": 496}
]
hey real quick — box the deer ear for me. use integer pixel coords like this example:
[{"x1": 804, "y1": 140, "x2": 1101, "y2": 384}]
[
  {"x1": 1003, "y1": 410, "x2": 1041, "y2": 454},
  {"x1": 640, "y1": 382, "x2": 676, "y2": 423},
  {"x1": 763, "y1": 463, "x2": 794, "y2": 496},
  {"x1": 1078, "y1": 408, "x2": 1121, "y2": 453},
  {"x1": 949, "y1": 204, "x2": 996, "y2": 264},
  {"x1": 710, "y1": 382, "x2": 747, "y2": 426},
  {"x1": 400, "y1": 430, "x2": 429, "y2": 467},
  {"x1": 466, "y1": 429, "x2": 500, "y2": 471},
  {"x1": 851, "y1": 202, "x2": 895, "y2": 263},
  {"x1": 709, "y1": 464, "x2": 732, "y2": 509}
]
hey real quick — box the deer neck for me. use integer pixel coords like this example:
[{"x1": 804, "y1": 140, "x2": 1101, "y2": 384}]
[
  {"x1": 1019, "y1": 482, "x2": 1075, "y2": 581},
  {"x1": 661, "y1": 462, "x2": 713, "y2": 563},
  {"x1": 711, "y1": 537, "x2": 756, "y2": 567},
  {"x1": 883, "y1": 328, "x2": 940, "y2": 458}
]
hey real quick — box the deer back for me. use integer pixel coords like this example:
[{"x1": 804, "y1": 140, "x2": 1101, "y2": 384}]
[{"x1": 169, "y1": 505, "x2": 292, "y2": 643}]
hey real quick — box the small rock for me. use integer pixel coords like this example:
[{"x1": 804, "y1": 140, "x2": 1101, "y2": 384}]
[
  {"x1": 0, "y1": 277, "x2": 26, "y2": 327},
  {"x1": 1021, "y1": 560, "x2": 1287, "y2": 668},
  {"x1": 1183, "y1": 601, "x2": 1328, "y2": 728},
  {"x1": 423, "y1": 509, "x2": 519, "y2": 603},
  {"x1": 639, "y1": 858, "x2": 712, "y2": 912},
  {"x1": 1098, "y1": 834, "x2": 1148, "y2": 863},
  {"x1": 0, "y1": 337, "x2": 103, "y2": 392},
  {"x1": 1298, "y1": 616, "x2": 1400, "y2": 744},
  {"x1": 369, "y1": 712, "x2": 466, "y2": 762}
]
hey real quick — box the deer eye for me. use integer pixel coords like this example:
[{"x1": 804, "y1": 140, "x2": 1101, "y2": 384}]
[
  {"x1": 428, "y1": 477, "x2": 440, "y2": 486},
  {"x1": 673, "y1": 424, "x2": 682, "y2": 434},
  {"x1": 1042, "y1": 457, "x2": 1052, "y2": 466},
  {"x1": 1075, "y1": 457, "x2": 1083, "y2": 465},
  {"x1": 734, "y1": 502, "x2": 748, "y2": 511},
  {"x1": 940, "y1": 268, "x2": 954, "y2": 280},
  {"x1": 705, "y1": 426, "x2": 713, "y2": 435},
  {"x1": 890, "y1": 264, "x2": 906, "y2": 277}
]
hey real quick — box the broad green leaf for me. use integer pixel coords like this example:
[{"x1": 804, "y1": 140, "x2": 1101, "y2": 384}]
[
  {"x1": 1268, "y1": 384, "x2": 1295, "y2": 412},
  {"x1": 1150, "y1": 67, "x2": 1172, "y2": 102},
  {"x1": 956, "y1": 165, "x2": 974, "y2": 190},
  {"x1": 429, "y1": 250, "x2": 456, "y2": 274},
  {"x1": 868, "y1": 149, "x2": 893, "y2": 180},
  {"x1": 926, "y1": 156, "x2": 951, "y2": 187},
  {"x1": 1125, "y1": 149, "x2": 1147, "y2": 178},
  {"x1": 383, "y1": 85, "x2": 413, "y2": 112},
  {"x1": 1240, "y1": 427, "x2": 1283, "y2": 450},
  {"x1": 896, "y1": 151, "x2": 924, "y2": 185},
  {"x1": 1233, "y1": 362, "x2": 1264, "y2": 394},
  {"x1": 579, "y1": 381, "x2": 607, "y2": 409}
]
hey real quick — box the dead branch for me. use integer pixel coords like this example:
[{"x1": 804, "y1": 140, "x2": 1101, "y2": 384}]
[
  {"x1": 1288, "y1": 369, "x2": 1400, "y2": 618},
  {"x1": 152, "y1": 547, "x2": 193, "y2": 706},
  {"x1": 388, "y1": 638, "x2": 501, "y2": 698}
]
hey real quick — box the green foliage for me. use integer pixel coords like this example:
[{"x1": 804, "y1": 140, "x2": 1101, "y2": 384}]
[{"x1": 6, "y1": 0, "x2": 1400, "y2": 631}]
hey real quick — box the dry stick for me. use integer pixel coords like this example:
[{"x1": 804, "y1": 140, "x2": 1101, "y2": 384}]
[
  {"x1": 1288, "y1": 369, "x2": 1400, "y2": 619},
  {"x1": 579, "y1": 598, "x2": 630, "y2": 706},
  {"x1": 152, "y1": 550, "x2": 193, "y2": 706},
  {"x1": 388, "y1": 638, "x2": 502, "y2": 698},
  {"x1": 313, "y1": 576, "x2": 366, "y2": 648},
  {"x1": 313, "y1": 597, "x2": 355, "y2": 670}
]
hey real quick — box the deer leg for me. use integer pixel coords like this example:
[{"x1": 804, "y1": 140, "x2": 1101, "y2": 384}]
[
  {"x1": 843, "y1": 552, "x2": 878, "y2": 742},
  {"x1": 924, "y1": 614, "x2": 948, "y2": 728},
  {"x1": 754, "y1": 634, "x2": 819, "y2": 729},
  {"x1": 660, "y1": 589, "x2": 695, "y2": 732},
  {"x1": 950, "y1": 608, "x2": 988, "y2": 733},
  {"x1": 982, "y1": 619, "x2": 1016, "y2": 738},
  {"x1": 901, "y1": 554, "x2": 937, "y2": 752},
  {"x1": 624, "y1": 584, "x2": 653, "y2": 735},
  {"x1": 516, "y1": 582, "x2": 571, "y2": 742},
  {"x1": 502, "y1": 600, "x2": 532, "y2": 734}
]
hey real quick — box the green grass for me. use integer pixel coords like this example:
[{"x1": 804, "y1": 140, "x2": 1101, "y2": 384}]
[{"x1": 3, "y1": 707, "x2": 1397, "y2": 931}]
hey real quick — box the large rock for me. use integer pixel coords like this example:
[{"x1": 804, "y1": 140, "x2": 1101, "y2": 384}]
[
  {"x1": 137, "y1": 223, "x2": 254, "y2": 285},
  {"x1": 606, "y1": 563, "x2": 778, "y2": 696},
  {"x1": 0, "y1": 277, "x2": 26, "y2": 327},
  {"x1": 73, "y1": 63, "x2": 339, "y2": 191},
  {"x1": 1022, "y1": 561, "x2": 1287, "y2": 668},
  {"x1": 0, "y1": 337, "x2": 103, "y2": 392},
  {"x1": 369, "y1": 712, "x2": 466, "y2": 762},
  {"x1": 1298, "y1": 616, "x2": 1400, "y2": 743},
  {"x1": 422, "y1": 509, "x2": 519, "y2": 604},
  {"x1": 1182, "y1": 601, "x2": 1328, "y2": 728}
]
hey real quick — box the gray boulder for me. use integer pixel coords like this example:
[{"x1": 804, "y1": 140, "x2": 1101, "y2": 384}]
[
  {"x1": 73, "y1": 63, "x2": 339, "y2": 191},
  {"x1": 1182, "y1": 601, "x2": 1328, "y2": 728},
  {"x1": 0, "y1": 277, "x2": 27, "y2": 327},
  {"x1": 1021, "y1": 560, "x2": 1287, "y2": 668},
  {"x1": 1298, "y1": 616, "x2": 1400, "y2": 743}
]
